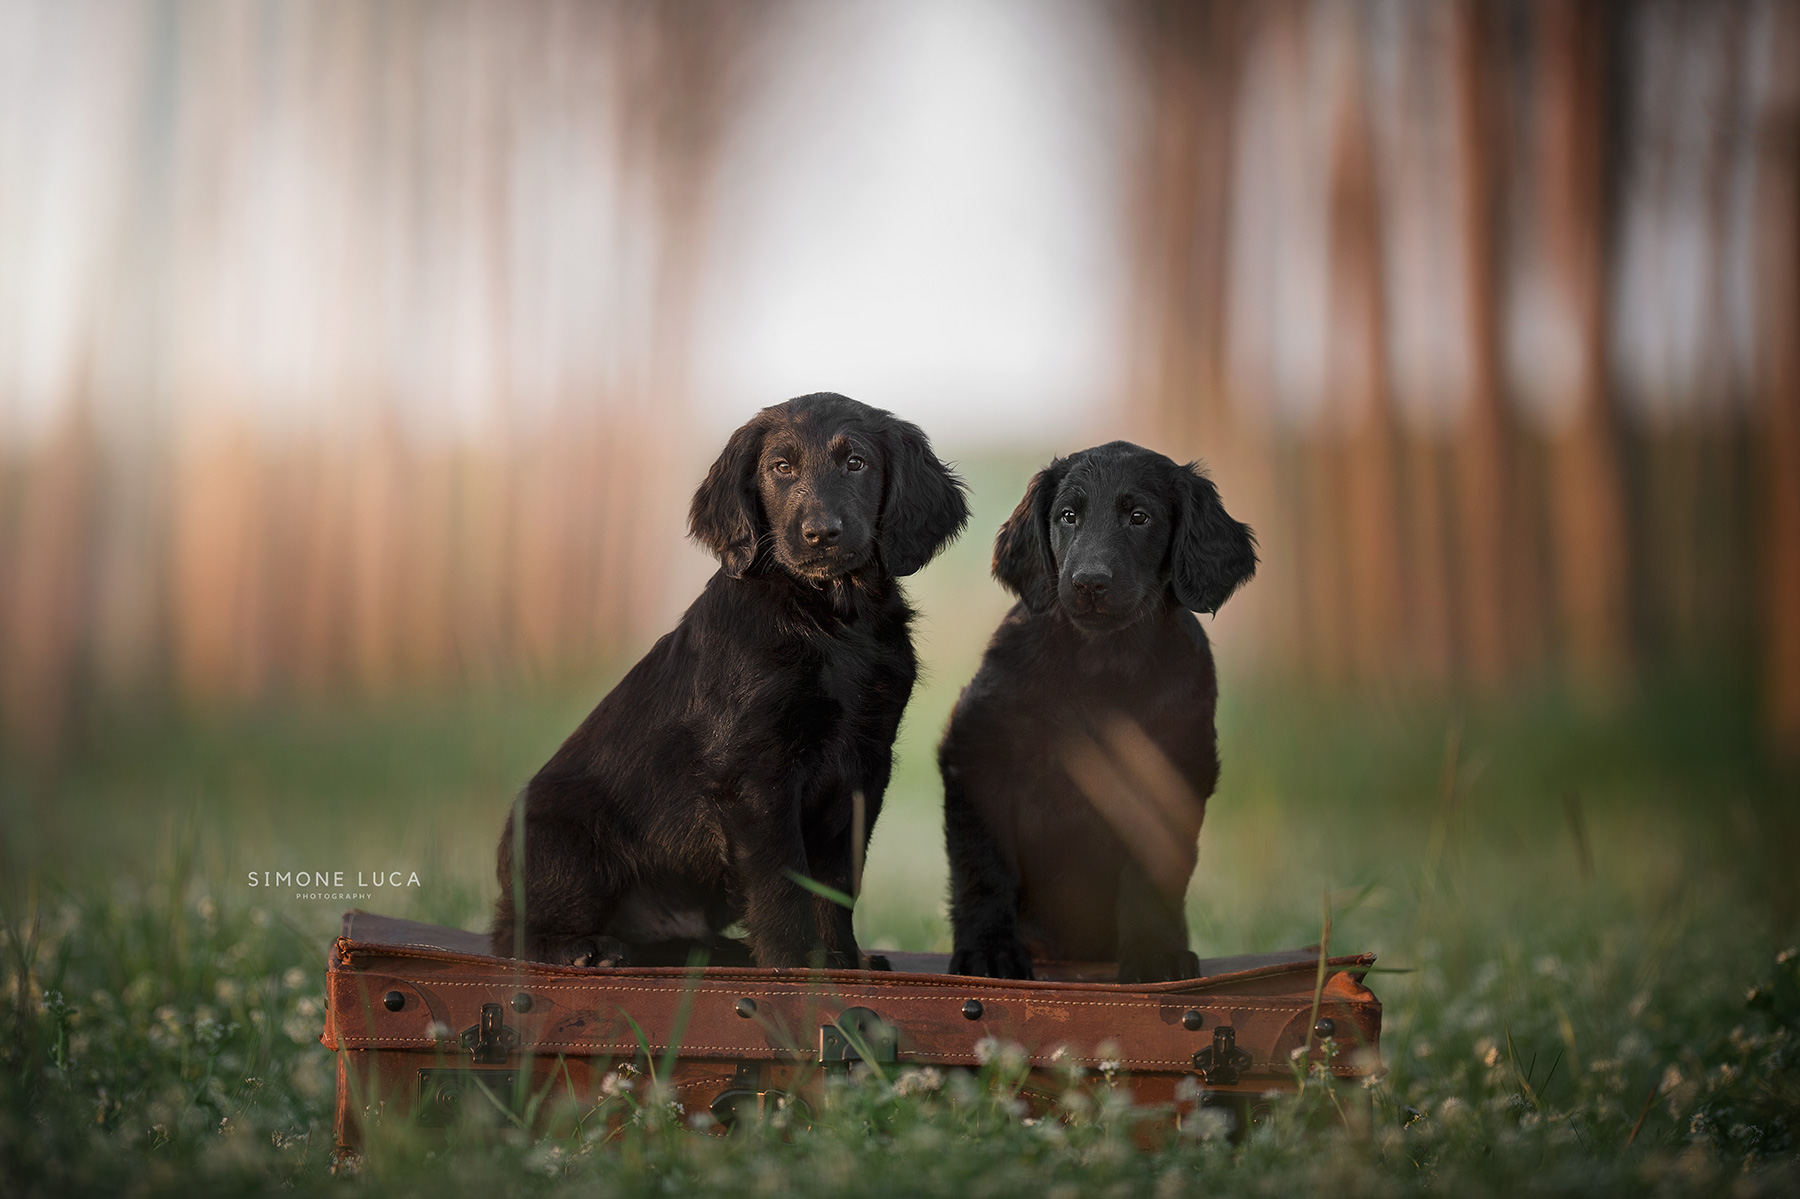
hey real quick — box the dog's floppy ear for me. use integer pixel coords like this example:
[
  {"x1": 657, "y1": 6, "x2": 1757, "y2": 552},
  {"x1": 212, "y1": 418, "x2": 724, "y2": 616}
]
[
  {"x1": 688, "y1": 414, "x2": 768, "y2": 578},
  {"x1": 875, "y1": 415, "x2": 970, "y2": 577},
  {"x1": 993, "y1": 462, "x2": 1063, "y2": 612},
  {"x1": 1169, "y1": 463, "x2": 1257, "y2": 614}
]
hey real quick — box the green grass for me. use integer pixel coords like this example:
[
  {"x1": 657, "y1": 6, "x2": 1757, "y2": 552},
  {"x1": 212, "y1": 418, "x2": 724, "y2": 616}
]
[{"x1": 3, "y1": 675, "x2": 1797, "y2": 1195}]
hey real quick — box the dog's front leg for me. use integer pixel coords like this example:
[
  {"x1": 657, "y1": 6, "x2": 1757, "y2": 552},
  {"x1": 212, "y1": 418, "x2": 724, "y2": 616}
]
[
  {"x1": 730, "y1": 789, "x2": 826, "y2": 968},
  {"x1": 1115, "y1": 860, "x2": 1200, "y2": 983},
  {"x1": 801, "y1": 814, "x2": 863, "y2": 970},
  {"x1": 945, "y1": 773, "x2": 1034, "y2": 980}
]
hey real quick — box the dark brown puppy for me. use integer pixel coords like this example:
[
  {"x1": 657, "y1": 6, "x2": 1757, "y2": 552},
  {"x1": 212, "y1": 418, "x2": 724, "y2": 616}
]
[
  {"x1": 939, "y1": 442, "x2": 1256, "y2": 983},
  {"x1": 492, "y1": 393, "x2": 967, "y2": 968}
]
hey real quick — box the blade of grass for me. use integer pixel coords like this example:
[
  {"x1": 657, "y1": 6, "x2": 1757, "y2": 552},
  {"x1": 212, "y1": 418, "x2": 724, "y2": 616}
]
[
  {"x1": 1333, "y1": 880, "x2": 1381, "y2": 918},
  {"x1": 784, "y1": 869, "x2": 855, "y2": 911},
  {"x1": 1304, "y1": 887, "x2": 1333, "y2": 1066},
  {"x1": 1625, "y1": 1075, "x2": 1662, "y2": 1146},
  {"x1": 620, "y1": 1008, "x2": 658, "y2": 1087},
  {"x1": 1505, "y1": 1026, "x2": 1540, "y2": 1110},
  {"x1": 1562, "y1": 792, "x2": 1595, "y2": 882},
  {"x1": 656, "y1": 963, "x2": 704, "y2": 1083}
]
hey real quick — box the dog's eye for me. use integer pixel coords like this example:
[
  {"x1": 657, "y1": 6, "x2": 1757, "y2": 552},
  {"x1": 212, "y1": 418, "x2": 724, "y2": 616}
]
[
  {"x1": 1130, "y1": 509, "x2": 1150, "y2": 526},
  {"x1": 1056, "y1": 510, "x2": 1077, "y2": 526},
  {"x1": 772, "y1": 460, "x2": 793, "y2": 475},
  {"x1": 846, "y1": 456, "x2": 865, "y2": 472}
]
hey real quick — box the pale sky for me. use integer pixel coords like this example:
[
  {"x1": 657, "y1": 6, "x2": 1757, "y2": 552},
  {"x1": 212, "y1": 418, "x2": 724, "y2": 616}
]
[{"x1": 693, "y1": 0, "x2": 1131, "y2": 448}]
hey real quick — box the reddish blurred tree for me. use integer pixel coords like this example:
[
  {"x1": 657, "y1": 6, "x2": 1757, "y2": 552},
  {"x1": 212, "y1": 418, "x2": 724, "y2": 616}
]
[
  {"x1": 1758, "y1": 0, "x2": 1800, "y2": 759},
  {"x1": 1533, "y1": 0, "x2": 1635, "y2": 700}
]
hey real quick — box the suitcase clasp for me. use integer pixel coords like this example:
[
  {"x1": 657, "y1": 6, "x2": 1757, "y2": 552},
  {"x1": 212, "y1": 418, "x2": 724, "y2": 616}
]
[
  {"x1": 818, "y1": 1006, "x2": 899, "y2": 1066},
  {"x1": 461, "y1": 1003, "x2": 519, "y2": 1064},
  {"x1": 710, "y1": 1064, "x2": 812, "y2": 1132},
  {"x1": 1192, "y1": 1025, "x2": 1253, "y2": 1086}
]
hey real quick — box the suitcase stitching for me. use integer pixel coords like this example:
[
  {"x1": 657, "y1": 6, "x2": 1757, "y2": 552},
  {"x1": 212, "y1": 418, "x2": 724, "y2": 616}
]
[
  {"x1": 335, "y1": 977, "x2": 1363, "y2": 1015},
  {"x1": 329, "y1": 1040, "x2": 1367, "y2": 1073}
]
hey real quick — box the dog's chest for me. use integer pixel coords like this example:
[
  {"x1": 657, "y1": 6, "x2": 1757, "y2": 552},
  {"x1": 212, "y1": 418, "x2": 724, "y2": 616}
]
[
  {"x1": 809, "y1": 631, "x2": 911, "y2": 737},
  {"x1": 794, "y1": 595, "x2": 912, "y2": 710}
]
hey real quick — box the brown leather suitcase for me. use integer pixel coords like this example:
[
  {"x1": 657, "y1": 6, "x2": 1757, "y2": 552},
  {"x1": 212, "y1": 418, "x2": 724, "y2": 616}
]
[{"x1": 320, "y1": 910, "x2": 1382, "y2": 1152}]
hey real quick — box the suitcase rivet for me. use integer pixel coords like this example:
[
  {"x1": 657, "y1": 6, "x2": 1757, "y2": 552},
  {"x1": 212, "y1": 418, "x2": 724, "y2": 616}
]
[
  {"x1": 511, "y1": 992, "x2": 533, "y2": 1014},
  {"x1": 1313, "y1": 1017, "x2": 1335, "y2": 1039},
  {"x1": 1182, "y1": 1009, "x2": 1204, "y2": 1031},
  {"x1": 383, "y1": 991, "x2": 405, "y2": 1012},
  {"x1": 734, "y1": 997, "x2": 758, "y2": 1019},
  {"x1": 961, "y1": 999, "x2": 983, "y2": 1021}
]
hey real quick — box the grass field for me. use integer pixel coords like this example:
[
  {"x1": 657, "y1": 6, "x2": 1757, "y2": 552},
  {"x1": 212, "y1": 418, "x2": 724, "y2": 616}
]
[
  {"x1": 3, "y1": 673, "x2": 1797, "y2": 1196},
  {"x1": 2, "y1": 452, "x2": 1797, "y2": 1194}
]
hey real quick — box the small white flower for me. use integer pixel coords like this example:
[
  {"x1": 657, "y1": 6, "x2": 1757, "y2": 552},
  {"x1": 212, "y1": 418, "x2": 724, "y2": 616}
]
[
  {"x1": 974, "y1": 1036, "x2": 999, "y2": 1065},
  {"x1": 525, "y1": 1143, "x2": 566, "y2": 1176},
  {"x1": 893, "y1": 1067, "x2": 944, "y2": 1097},
  {"x1": 1181, "y1": 1106, "x2": 1232, "y2": 1142}
]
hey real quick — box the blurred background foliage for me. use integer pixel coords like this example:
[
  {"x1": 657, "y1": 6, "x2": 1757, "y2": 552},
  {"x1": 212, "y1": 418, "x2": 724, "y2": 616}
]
[{"x1": 0, "y1": 0, "x2": 1797, "y2": 933}]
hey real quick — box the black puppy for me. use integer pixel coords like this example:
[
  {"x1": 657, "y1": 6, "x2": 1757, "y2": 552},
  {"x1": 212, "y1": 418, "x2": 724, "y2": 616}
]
[
  {"x1": 939, "y1": 441, "x2": 1256, "y2": 983},
  {"x1": 492, "y1": 393, "x2": 968, "y2": 968}
]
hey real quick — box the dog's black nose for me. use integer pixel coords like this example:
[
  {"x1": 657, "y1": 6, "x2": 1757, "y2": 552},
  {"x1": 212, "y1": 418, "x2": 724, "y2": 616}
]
[
  {"x1": 803, "y1": 520, "x2": 842, "y2": 546},
  {"x1": 1071, "y1": 567, "x2": 1110, "y2": 596}
]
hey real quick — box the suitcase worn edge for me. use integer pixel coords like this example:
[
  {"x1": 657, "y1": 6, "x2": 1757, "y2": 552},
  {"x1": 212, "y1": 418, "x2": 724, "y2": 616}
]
[{"x1": 330, "y1": 935, "x2": 1376, "y2": 994}]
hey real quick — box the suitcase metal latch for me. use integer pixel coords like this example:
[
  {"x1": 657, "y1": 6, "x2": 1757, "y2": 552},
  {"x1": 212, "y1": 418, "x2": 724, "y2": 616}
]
[
  {"x1": 1192, "y1": 1025, "x2": 1253, "y2": 1085},
  {"x1": 818, "y1": 1006, "x2": 899, "y2": 1065},
  {"x1": 462, "y1": 1003, "x2": 518, "y2": 1064},
  {"x1": 710, "y1": 1064, "x2": 812, "y2": 1131}
]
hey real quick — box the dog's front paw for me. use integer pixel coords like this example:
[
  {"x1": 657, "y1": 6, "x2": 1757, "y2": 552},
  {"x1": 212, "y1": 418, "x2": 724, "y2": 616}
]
[
  {"x1": 950, "y1": 943, "x2": 1034, "y2": 980},
  {"x1": 1117, "y1": 949, "x2": 1200, "y2": 984},
  {"x1": 864, "y1": 953, "x2": 893, "y2": 972},
  {"x1": 552, "y1": 935, "x2": 631, "y2": 968}
]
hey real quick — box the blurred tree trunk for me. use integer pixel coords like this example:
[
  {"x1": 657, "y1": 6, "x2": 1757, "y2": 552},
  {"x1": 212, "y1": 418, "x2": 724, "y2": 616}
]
[
  {"x1": 1758, "y1": 0, "x2": 1800, "y2": 759},
  {"x1": 1448, "y1": 0, "x2": 1520, "y2": 690},
  {"x1": 1120, "y1": 0, "x2": 1283, "y2": 668},
  {"x1": 1124, "y1": 0, "x2": 1244, "y2": 462},
  {"x1": 1535, "y1": 0, "x2": 1634, "y2": 699},
  {"x1": 1, "y1": 389, "x2": 98, "y2": 760},
  {"x1": 1385, "y1": 6, "x2": 1462, "y2": 688},
  {"x1": 1327, "y1": 20, "x2": 1406, "y2": 684}
]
